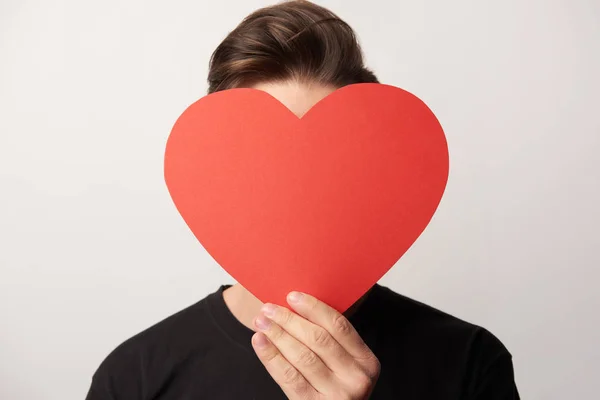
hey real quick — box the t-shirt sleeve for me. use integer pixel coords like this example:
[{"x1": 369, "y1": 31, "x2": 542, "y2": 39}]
[
  {"x1": 85, "y1": 373, "x2": 117, "y2": 400},
  {"x1": 465, "y1": 328, "x2": 520, "y2": 400},
  {"x1": 84, "y1": 342, "x2": 145, "y2": 400}
]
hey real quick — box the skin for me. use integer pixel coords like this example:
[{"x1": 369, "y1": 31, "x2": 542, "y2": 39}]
[{"x1": 222, "y1": 80, "x2": 380, "y2": 400}]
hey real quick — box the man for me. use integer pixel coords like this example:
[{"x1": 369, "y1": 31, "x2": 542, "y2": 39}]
[{"x1": 86, "y1": 1, "x2": 519, "y2": 399}]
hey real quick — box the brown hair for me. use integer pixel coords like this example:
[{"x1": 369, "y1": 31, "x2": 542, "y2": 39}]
[{"x1": 207, "y1": 0, "x2": 378, "y2": 94}]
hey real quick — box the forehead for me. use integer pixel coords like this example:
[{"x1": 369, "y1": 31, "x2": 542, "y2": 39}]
[{"x1": 250, "y1": 81, "x2": 337, "y2": 118}]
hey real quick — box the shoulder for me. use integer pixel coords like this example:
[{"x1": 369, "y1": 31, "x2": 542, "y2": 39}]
[
  {"x1": 373, "y1": 284, "x2": 512, "y2": 356},
  {"x1": 370, "y1": 285, "x2": 518, "y2": 398},
  {"x1": 86, "y1": 293, "x2": 215, "y2": 399},
  {"x1": 372, "y1": 284, "x2": 508, "y2": 344}
]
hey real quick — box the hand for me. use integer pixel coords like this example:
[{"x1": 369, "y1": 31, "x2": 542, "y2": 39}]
[{"x1": 251, "y1": 291, "x2": 380, "y2": 399}]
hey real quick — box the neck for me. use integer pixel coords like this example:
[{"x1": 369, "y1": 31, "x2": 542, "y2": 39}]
[
  {"x1": 222, "y1": 283, "x2": 372, "y2": 330},
  {"x1": 222, "y1": 283, "x2": 263, "y2": 331}
]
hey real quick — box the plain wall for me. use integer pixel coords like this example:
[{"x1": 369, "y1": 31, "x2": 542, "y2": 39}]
[{"x1": 1, "y1": 0, "x2": 599, "y2": 398}]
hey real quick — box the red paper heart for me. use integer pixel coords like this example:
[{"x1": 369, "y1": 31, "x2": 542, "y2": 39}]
[{"x1": 165, "y1": 84, "x2": 448, "y2": 312}]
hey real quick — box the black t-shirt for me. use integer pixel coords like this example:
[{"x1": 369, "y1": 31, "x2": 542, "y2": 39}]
[{"x1": 86, "y1": 284, "x2": 519, "y2": 399}]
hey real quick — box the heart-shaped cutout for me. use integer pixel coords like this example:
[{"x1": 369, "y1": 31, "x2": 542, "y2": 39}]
[{"x1": 165, "y1": 84, "x2": 448, "y2": 312}]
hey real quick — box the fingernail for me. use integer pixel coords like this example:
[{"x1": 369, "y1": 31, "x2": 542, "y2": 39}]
[
  {"x1": 261, "y1": 303, "x2": 277, "y2": 318},
  {"x1": 287, "y1": 291, "x2": 303, "y2": 304},
  {"x1": 253, "y1": 333, "x2": 269, "y2": 348},
  {"x1": 254, "y1": 315, "x2": 272, "y2": 331}
]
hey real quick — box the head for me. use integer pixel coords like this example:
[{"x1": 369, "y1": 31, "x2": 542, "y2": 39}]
[{"x1": 207, "y1": 0, "x2": 378, "y2": 118}]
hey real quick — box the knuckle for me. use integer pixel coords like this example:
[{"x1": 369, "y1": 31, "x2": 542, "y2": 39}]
[
  {"x1": 295, "y1": 348, "x2": 319, "y2": 367},
  {"x1": 353, "y1": 373, "x2": 373, "y2": 391},
  {"x1": 262, "y1": 349, "x2": 279, "y2": 364},
  {"x1": 358, "y1": 352, "x2": 381, "y2": 379},
  {"x1": 332, "y1": 313, "x2": 353, "y2": 336},
  {"x1": 281, "y1": 364, "x2": 303, "y2": 386},
  {"x1": 278, "y1": 308, "x2": 294, "y2": 326},
  {"x1": 306, "y1": 295, "x2": 319, "y2": 311},
  {"x1": 369, "y1": 356, "x2": 381, "y2": 378},
  {"x1": 345, "y1": 368, "x2": 375, "y2": 396},
  {"x1": 332, "y1": 391, "x2": 353, "y2": 400},
  {"x1": 310, "y1": 327, "x2": 332, "y2": 347},
  {"x1": 269, "y1": 326, "x2": 285, "y2": 342}
]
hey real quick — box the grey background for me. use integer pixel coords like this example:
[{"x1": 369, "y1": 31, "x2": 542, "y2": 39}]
[{"x1": 1, "y1": 0, "x2": 599, "y2": 399}]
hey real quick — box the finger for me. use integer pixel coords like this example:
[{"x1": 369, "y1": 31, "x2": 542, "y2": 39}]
[
  {"x1": 287, "y1": 292, "x2": 376, "y2": 364},
  {"x1": 251, "y1": 332, "x2": 316, "y2": 400},
  {"x1": 254, "y1": 313, "x2": 333, "y2": 393},
  {"x1": 262, "y1": 303, "x2": 353, "y2": 372}
]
